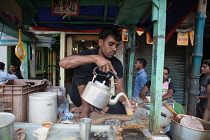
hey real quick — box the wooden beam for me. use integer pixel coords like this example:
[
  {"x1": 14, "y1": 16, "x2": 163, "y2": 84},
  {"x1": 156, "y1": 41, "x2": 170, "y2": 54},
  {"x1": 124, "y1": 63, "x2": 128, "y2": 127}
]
[
  {"x1": 149, "y1": 0, "x2": 167, "y2": 135},
  {"x1": 59, "y1": 32, "x2": 66, "y2": 87},
  {"x1": 71, "y1": 35, "x2": 99, "y2": 41},
  {"x1": 126, "y1": 25, "x2": 136, "y2": 99}
]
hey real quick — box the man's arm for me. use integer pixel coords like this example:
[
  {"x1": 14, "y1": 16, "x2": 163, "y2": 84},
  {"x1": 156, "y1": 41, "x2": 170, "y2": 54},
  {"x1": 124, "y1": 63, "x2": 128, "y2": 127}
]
[
  {"x1": 162, "y1": 89, "x2": 174, "y2": 100},
  {"x1": 77, "y1": 85, "x2": 91, "y2": 119},
  {"x1": 140, "y1": 86, "x2": 149, "y2": 103},
  {"x1": 162, "y1": 82, "x2": 174, "y2": 100},
  {"x1": 5, "y1": 73, "x2": 18, "y2": 80},
  {"x1": 59, "y1": 55, "x2": 116, "y2": 73},
  {"x1": 139, "y1": 75, "x2": 148, "y2": 92},
  {"x1": 203, "y1": 84, "x2": 210, "y2": 121}
]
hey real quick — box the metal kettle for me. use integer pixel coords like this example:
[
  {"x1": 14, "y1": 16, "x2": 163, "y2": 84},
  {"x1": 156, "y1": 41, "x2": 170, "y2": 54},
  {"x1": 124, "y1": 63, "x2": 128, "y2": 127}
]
[{"x1": 81, "y1": 67, "x2": 124, "y2": 109}]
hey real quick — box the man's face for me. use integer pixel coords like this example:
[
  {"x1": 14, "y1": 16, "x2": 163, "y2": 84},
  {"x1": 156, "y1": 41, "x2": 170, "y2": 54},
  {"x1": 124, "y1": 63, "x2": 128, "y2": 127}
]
[
  {"x1": 98, "y1": 36, "x2": 120, "y2": 59},
  {"x1": 135, "y1": 61, "x2": 142, "y2": 70},
  {"x1": 201, "y1": 64, "x2": 210, "y2": 75},
  {"x1": 10, "y1": 65, "x2": 17, "y2": 72},
  {"x1": 163, "y1": 69, "x2": 169, "y2": 81}
]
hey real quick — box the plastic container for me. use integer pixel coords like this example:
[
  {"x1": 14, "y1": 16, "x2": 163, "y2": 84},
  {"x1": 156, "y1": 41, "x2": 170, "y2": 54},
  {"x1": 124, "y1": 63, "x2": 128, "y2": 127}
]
[
  {"x1": 29, "y1": 92, "x2": 57, "y2": 123},
  {"x1": 0, "y1": 79, "x2": 48, "y2": 122},
  {"x1": 0, "y1": 112, "x2": 15, "y2": 140}
]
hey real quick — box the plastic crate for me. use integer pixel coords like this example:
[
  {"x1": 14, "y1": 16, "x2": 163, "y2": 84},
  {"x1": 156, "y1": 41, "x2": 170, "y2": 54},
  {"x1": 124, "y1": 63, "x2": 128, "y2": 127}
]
[{"x1": 0, "y1": 79, "x2": 49, "y2": 122}]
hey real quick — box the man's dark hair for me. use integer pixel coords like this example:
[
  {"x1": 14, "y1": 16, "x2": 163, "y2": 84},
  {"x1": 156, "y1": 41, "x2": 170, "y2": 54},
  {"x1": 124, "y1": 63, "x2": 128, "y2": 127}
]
[
  {"x1": 99, "y1": 27, "x2": 122, "y2": 42},
  {"x1": 203, "y1": 59, "x2": 210, "y2": 67},
  {"x1": 10, "y1": 64, "x2": 18, "y2": 67},
  {"x1": 164, "y1": 67, "x2": 170, "y2": 74},
  {"x1": 137, "y1": 58, "x2": 147, "y2": 68},
  {"x1": 0, "y1": 62, "x2": 5, "y2": 70}
]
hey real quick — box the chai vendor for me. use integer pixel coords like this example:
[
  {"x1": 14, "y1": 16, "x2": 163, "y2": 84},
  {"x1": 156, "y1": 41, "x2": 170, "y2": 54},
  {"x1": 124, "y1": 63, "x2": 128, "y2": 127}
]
[{"x1": 59, "y1": 27, "x2": 136, "y2": 119}]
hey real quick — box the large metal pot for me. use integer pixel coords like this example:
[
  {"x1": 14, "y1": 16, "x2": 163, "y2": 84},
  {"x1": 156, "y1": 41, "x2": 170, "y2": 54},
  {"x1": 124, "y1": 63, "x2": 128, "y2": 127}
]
[
  {"x1": 0, "y1": 112, "x2": 15, "y2": 140},
  {"x1": 169, "y1": 114, "x2": 210, "y2": 140}
]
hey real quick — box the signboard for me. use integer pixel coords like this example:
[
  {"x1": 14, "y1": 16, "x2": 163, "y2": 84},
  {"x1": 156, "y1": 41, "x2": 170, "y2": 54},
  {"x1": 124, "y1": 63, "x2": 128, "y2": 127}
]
[
  {"x1": 177, "y1": 32, "x2": 188, "y2": 46},
  {"x1": 189, "y1": 30, "x2": 194, "y2": 46},
  {"x1": 52, "y1": 0, "x2": 79, "y2": 16},
  {"x1": 122, "y1": 29, "x2": 128, "y2": 41},
  {"x1": 146, "y1": 32, "x2": 153, "y2": 44}
]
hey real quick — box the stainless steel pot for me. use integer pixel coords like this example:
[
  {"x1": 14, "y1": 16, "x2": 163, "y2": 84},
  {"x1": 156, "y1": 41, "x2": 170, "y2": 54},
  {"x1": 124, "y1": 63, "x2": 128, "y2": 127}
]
[
  {"x1": 0, "y1": 112, "x2": 15, "y2": 140},
  {"x1": 169, "y1": 114, "x2": 210, "y2": 140}
]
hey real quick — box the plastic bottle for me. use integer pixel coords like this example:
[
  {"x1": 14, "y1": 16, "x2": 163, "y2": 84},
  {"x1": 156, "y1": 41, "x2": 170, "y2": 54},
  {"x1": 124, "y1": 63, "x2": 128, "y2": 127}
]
[{"x1": 0, "y1": 100, "x2": 4, "y2": 112}]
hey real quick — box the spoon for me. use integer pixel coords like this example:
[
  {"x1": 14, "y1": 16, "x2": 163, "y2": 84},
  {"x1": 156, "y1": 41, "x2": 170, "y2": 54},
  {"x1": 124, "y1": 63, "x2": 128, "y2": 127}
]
[
  {"x1": 163, "y1": 102, "x2": 204, "y2": 130},
  {"x1": 162, "y1": 102, "x2": 182, "y2": 121}
]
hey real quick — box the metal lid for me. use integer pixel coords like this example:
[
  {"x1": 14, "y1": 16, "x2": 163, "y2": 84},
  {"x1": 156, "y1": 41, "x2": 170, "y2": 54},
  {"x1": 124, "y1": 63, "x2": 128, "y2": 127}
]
[{"x1": 94, "y1": 80, "x2": 110, "y2": 90}]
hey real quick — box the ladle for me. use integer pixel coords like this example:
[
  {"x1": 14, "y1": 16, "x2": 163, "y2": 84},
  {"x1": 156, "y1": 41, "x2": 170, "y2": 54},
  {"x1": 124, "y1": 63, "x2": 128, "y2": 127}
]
[
  {"x1": 163, "y1": 102, "x2": 204, "y2": 130},
  {"x1": 162, "y1": 102, "x2": 182, "y2": 121}
]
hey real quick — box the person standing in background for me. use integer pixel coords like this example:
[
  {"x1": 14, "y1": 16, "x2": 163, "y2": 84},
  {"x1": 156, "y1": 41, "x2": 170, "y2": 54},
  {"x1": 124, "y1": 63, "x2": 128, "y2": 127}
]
[
  {"x1": 140, "y1": 67, "x2": 174, "y2": 103},
  {"x1": 0, "y1": 62, "x2": 18, "y2": 84},
  {"x1": 8, "y1": 64, "x2": 23, "y2": 79},
  {"x1": 203, "y1": 84, "x2": 210, "y2": 121},
  {"x1": 197, "y1": 59, "x2": 210, "y2": 119},
  {"x1": 132, "y1": 58, "x2": 148, "y2": 103}
]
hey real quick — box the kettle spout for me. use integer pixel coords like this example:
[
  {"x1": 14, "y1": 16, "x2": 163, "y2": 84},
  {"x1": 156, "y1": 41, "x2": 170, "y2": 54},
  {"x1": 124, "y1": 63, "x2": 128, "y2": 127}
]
[{"x1": 109, "y1": 92, "x2": 125, "y2": 105}]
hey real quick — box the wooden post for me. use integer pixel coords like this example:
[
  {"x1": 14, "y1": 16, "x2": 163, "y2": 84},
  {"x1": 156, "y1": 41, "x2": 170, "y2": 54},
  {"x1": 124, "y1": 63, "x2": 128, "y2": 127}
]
[
  {"x1": 149, "y1": 0, "x2": 167, "y2": 135},
  {"x1": 126, "y1": 25, "x2": 136, "y2": 99},
  {"x1": 60, "y1": 32, "x2": 66, "y2": 87}
]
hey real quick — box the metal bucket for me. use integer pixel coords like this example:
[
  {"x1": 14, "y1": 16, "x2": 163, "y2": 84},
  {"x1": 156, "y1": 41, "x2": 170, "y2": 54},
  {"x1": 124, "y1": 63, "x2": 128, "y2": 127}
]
[
  {"x1": 29, "y1": 92, "x2": 57, "y2": 123},
  {"x1": 0, "y1": 112, "x2": 15, "y2": 140},
  {"x1": 169, "y1": 114, "x2": 210, "y2": 140}
]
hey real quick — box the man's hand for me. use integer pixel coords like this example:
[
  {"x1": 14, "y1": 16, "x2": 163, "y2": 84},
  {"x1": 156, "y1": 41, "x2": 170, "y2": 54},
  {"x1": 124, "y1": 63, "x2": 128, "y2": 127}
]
[
  {"x1": 122, "y1": 99, "x2": 137, "y2": 112},
  {"x1": 94, "y1": 55, "x2": 117, "y2": 74},
  {"x1": 98, "y1": 107, "x2": 109, "y2": 114},
  {"x1": 142, "y1": 98, "x2": 149, "y2": 103}
]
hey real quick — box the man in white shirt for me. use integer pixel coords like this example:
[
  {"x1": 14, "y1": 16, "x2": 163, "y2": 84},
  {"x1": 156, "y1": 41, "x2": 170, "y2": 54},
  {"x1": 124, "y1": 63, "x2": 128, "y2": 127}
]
[{"x1": 0, "y1": 62, "x2": 18, "y2": 83}]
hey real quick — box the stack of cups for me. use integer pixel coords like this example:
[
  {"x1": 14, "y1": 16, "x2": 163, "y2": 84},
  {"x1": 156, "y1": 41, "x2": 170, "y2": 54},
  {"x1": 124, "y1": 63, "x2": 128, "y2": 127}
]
[{"x1": 79, "y1": 118, "x2": 92, "y2": 140}]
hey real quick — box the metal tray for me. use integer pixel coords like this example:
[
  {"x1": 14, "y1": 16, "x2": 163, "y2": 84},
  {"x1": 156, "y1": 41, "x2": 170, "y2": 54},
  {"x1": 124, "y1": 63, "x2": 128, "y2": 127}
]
[{"x1": 14, "y1": 123, "x2": 116, "y2": 140}]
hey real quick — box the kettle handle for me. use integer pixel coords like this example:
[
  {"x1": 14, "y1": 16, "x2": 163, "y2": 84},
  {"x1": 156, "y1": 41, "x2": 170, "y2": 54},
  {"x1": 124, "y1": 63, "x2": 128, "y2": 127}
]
[{"x1": 92, "y1": 67, "x2": 119, "y2": 84}]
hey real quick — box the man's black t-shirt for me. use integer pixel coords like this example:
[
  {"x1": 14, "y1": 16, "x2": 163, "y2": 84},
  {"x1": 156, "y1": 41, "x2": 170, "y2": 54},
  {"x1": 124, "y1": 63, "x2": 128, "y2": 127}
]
[
  {"x1": 9, "y1": 70, "x2": 23, "y2": 79},
  {"x1": 199, "y1": 76, "x2": 210, "y2": 108},
  {"x1": 69, "y1": 49, "x2": 124, "y2": 107},
  {"x1": 145, "y1": 80, "x2": 174, "y2": 90}
]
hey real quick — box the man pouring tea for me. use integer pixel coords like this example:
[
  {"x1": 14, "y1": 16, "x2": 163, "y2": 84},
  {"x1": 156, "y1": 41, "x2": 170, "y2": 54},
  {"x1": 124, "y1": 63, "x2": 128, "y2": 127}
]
[{"x1": 59, "y1": 27, "x2": 136, "y2": 119}]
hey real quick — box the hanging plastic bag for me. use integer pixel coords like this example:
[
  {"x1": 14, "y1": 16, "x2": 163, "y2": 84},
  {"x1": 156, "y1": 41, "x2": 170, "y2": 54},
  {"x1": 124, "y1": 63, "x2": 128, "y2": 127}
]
[
  {"x1": 60, "y1": 100, "x2": 74, "y2": 121},
  {"x1": 46, "y1": 86, "x2": 66, "y2": 107}
]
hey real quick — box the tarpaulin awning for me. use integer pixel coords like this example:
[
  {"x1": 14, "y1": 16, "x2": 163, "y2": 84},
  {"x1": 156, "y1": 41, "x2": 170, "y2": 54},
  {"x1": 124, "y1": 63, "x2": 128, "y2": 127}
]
[
  {"x1": 30, "y1": 0, "x2": 197, "y2": 42},
  {"x1": 0, "y1": 32, "x2": 18, "y2": 46},
  {"x1": 36, "y1": 35, "x2": 56, "y2": 48},
  {"x1": 0, "y1": 32, "x2": 55, "y2": 48}
]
